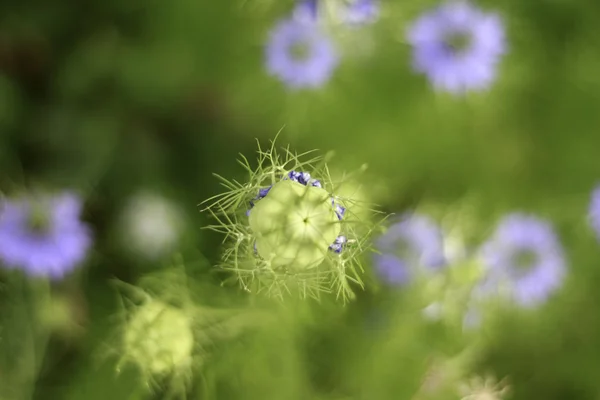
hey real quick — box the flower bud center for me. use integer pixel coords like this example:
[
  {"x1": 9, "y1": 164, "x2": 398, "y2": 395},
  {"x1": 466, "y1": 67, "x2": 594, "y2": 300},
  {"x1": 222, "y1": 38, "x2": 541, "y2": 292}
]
[
  {"x1": 291, "y1": 40, "x2": 312, "y2": 61},
  {"x1": 27, "y1": 204, "x2": 51, "y2": 235},
  {"x1": 248, "y1": 180, "x2": 340, "y2": 269},
  {"x1": 510, "y1": 248, "x2": 538, "y2": 277},
  {"x1": 443, "y1": 31, "x2": 472, "y2": 53}
]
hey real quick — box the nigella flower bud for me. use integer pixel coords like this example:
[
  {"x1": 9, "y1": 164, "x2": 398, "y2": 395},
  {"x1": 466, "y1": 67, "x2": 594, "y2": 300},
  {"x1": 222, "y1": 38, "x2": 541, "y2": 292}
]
[
  {"x1": 248, "y1": 179, "x2": 341, "y2": 270},
  {"x1": 110, "y1": 267, "x2": 256, "y2": 395},
  {"x1": 201, "y1": 136, "x2": 377, "y2": 301},
  {"x1": 123, "y1": 300, "x2": 194, "y2": 376}
]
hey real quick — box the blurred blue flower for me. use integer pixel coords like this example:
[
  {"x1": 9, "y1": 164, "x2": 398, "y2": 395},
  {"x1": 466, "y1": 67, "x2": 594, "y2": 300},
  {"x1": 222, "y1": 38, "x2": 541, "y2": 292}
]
[
  {"x1": 462, "y1": 305, "x2": 481, "y2": 331},
  {"x1": 589, "y1": 185, "x2": 600, "y2": 240},
  {"x1": 293, "y1": 0, "x2": 318, "y2": 24},
  {"x1": 479, "y1": 213, "x2": 566, "y2": 308},
  {"x1": 406, "y1": 1, "x2": 506, "y2": 94},
  {"x1": 0, "y1": 192, "x2": 92, "y2": 279},
  {"x1": 336, "y1": 0, "x2": 380, "y2": 26},
  {"x1": 293, "y1": 0, "x2": 379, "y2": 27},
  {"x1": 374, "y1": 213, "x2": 446, "y2": 285},
  {"x1": 266, "y1": 18, "x2": 339, "y2": 89}
]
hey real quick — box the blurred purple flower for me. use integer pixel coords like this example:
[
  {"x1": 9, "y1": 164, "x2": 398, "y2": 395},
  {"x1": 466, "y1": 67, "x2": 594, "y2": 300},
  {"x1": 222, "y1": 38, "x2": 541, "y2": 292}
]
[
  {"x1": 293, "y1": 0, "x2": 318, "y2": 24},
  {"x1": 293, "y1": 0, "x2": 379, "y2": 26},
  {"x1": 0, "y1": 192, "x2": 92, "y2": 279},
  {"x1": 266, "y1": 18, "x2": 339, "y2": 89},
  {"x1": 589, "y1": 185, "x2": 600, "y2": 240},
  {"x1": 479, "y1": 213, "x2": 566, "y2": 308},
  {"x1": 462, "y1": 306, "x2": 481, "y2": 331},
  {"x1": 374, "y1": 213, "x2": 446, "y2": 285},
  {"x1": 337, "y1": 0, "x2": 380, "y2": 26},
  {"x1": 406, "y1": 1, "x2": 506, "y2": 94}
]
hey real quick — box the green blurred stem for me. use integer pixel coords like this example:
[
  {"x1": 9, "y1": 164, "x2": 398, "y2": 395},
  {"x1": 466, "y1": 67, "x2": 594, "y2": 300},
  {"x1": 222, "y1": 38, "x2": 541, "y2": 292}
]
[{"x1": 12, "y1": 275, "x2": 52, "y2": 400}]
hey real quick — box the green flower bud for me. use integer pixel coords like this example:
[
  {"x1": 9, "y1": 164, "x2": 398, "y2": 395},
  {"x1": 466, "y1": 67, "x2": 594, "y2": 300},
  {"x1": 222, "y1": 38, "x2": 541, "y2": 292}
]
[
  {"x1": 108, "y1": 266, "x2": 258, "y2": 398},
  {"x1": 249, "y1": 180, "x2": 340, "y2": 270},
  {"x1": 202, "y1": 136, "x2": 379, "y2": 302},
  {"x1": 124, "y1": 300, "x2": 193, "y2": 376}
]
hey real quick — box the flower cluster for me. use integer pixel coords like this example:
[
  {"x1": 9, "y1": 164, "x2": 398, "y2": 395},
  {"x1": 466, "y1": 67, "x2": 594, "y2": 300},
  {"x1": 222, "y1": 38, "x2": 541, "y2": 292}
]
[
  {"x1": 374, "y1": 210, "x2": 568, "y2": 329},
  {"x1": 202, "y1": 137, "x2": 376, "y2": 301},
  {"x1": 265, "y1": 0, "x2": 507, "y2": 94}
]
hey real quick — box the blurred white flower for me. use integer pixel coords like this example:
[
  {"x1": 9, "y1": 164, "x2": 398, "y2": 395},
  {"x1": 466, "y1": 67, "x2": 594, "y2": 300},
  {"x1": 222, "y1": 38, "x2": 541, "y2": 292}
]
[
  {"x1": 422, "y1": 302, "x2": 443, "y2": 321},
  {"x1": 458, "y1": 375, "x2": 510, "y2": 400},
  {"x1": 120, "y1": 191, "x2": 185, "y2": 259},
  {"x1": 444, "y1": 231, "x2": 468, "y2": 265},
  {"x1": 412, "y1": 357, "x2": 457, "y2": 398}
]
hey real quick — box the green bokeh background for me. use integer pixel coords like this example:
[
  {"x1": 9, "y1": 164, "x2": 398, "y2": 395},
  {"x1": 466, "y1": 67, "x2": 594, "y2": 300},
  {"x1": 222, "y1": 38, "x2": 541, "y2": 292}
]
[{"x1": 2, "y1": 0, "x2": 600, "y2": 398}]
